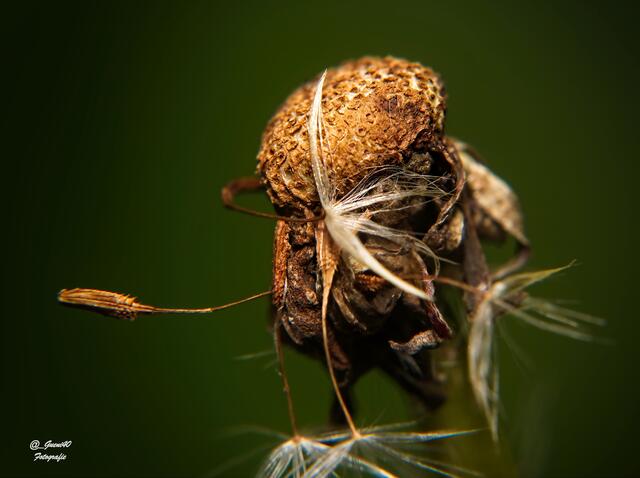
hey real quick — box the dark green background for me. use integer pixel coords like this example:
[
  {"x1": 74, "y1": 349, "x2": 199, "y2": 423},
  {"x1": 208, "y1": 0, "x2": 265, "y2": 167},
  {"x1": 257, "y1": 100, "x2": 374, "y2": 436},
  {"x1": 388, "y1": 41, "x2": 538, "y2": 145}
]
[{"x1": 3, "y1": 1, "x2": 638, "y2": 476}]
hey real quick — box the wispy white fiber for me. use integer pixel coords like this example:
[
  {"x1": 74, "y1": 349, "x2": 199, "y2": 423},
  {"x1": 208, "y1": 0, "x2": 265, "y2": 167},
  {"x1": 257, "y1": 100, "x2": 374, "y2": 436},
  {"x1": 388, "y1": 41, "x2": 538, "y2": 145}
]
[
  {"x1": 308, "y1": 73, "x2": 445, "y2": 299},
  {"x1": 467, "y1": 264, "x2": 607, "y2": 439},
  {"x1": 467, "y1": 293, "x2": 500, "y2": 440},
  {"x1": 257, "y1": 437, "x2": 328, "y2": 478},
  {"x1": 303, "y1": 427, "x2": 475, "y2": 478}
]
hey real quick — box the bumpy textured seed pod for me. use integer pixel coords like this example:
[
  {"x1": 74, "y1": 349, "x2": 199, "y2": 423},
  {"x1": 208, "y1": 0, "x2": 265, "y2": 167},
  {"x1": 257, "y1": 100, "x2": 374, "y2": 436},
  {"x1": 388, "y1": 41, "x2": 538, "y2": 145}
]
[{"x1": 257, "y1": 56, "x2": 447, "y2": 212}]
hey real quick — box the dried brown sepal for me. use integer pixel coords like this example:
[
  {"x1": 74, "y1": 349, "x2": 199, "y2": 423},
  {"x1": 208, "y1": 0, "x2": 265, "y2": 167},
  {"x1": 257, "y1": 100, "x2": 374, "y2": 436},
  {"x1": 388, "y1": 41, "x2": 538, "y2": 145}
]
[{"x1": 454, "y1": 140, "x2": 529, "y2": 246}]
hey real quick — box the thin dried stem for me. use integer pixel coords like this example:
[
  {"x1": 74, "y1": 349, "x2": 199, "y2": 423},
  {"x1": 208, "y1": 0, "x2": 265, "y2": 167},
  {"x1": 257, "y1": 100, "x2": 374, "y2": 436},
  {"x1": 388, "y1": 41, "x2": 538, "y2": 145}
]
[
  {"x1": 421, "y1": 275, "x2": 488, "y2": 298},
  {"x1": 321, "y1": 310, "x2": 360, "y2": 438},
  {"x1": 221, "y1": 176, "x2": 324, "y2": 223},
  {"x1": 274, "y1": 322, "x2": 299, "y2": 437},
  {"x1": 316, "y1": 219, "x2": 360, "y2": 438}
]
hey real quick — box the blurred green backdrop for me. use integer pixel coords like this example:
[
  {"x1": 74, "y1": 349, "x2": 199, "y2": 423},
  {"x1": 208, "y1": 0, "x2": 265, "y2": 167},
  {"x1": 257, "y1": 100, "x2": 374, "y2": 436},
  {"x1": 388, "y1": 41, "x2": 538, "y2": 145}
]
[{"x1": 3, "y1": 1, "x2": 638, "y2": 476}]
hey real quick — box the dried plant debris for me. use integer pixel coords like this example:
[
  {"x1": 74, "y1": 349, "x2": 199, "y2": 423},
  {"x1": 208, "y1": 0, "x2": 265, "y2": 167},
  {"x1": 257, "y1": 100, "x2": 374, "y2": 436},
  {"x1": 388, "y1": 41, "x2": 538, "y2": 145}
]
[{"x1": 58, "y1": 56, "x2": 605, "y2": 476}]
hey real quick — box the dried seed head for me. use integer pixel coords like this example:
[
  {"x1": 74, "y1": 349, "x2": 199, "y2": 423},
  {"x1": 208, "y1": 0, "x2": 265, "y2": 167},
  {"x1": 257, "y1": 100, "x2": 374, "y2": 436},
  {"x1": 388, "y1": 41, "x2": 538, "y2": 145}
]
[{"x1": 257, "y1": 56, "x2": 447, "y2": 212}]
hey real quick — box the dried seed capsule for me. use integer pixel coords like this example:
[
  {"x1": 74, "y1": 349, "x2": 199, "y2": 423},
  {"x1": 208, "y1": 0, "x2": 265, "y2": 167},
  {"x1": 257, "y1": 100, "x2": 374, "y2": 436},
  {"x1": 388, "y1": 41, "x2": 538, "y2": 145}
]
[
  {"x1": 261, "y1": 58, "x2": 458, "y2": 418},
  {"x1": 257, "y1": 56, "x2": 448, "y2": 213}
]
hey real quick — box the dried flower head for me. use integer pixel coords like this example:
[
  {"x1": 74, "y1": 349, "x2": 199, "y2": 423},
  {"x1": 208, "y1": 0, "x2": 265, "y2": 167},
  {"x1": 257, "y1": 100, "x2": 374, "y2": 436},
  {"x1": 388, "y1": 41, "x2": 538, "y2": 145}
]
[{"x1": 57, "y1": 55, "x2": 605, "y2": 477}]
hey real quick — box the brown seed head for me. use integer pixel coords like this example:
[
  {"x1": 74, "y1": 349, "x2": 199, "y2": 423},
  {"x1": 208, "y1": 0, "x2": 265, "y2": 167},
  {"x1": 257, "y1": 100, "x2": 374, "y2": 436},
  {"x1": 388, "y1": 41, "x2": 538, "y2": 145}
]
[{"x1": 257, "y1": 56, "x2": 447, "y2": 213}]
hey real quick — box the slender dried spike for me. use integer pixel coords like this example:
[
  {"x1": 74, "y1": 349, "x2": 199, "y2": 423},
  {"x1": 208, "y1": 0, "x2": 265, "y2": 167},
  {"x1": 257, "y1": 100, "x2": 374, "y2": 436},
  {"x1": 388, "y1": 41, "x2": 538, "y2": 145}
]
[{"x1": 58, "y1": 288, "x2": 272, "y2": 320}]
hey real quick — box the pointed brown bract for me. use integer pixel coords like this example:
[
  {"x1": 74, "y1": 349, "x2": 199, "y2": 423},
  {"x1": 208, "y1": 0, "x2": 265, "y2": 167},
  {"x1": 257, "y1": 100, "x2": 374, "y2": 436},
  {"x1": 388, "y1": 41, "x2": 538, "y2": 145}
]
[
  {"x1": 315, "y1": 220, "x2": 340, "y2": 319},
  {"x1": 455, "y1": 140, "x2": 529, "y2": 247}
]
